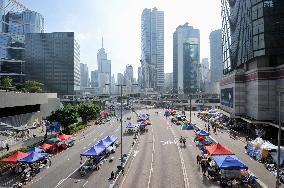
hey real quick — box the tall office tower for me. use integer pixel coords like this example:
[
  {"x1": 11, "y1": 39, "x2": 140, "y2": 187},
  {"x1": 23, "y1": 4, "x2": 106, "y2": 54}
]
[
  {"x1": 138, "y1": 66, "x2": 142, "y2": 88},
  {"x1": 173, "y1": 23, "x2": 200, "y2": 94},
  {"x1": 141, "y1": 7, "x2": 164, "y2": 90},
  {"x1": 80, "y1": 63, "x2": 89, "y2": 88},
  {"x1": 164, "y1": 72, "x2": 173, "y2": 92},
  {"x1": 209, "y1": 29, "x2": 222, "y2": 82},
  {"x1": 125, "y1": 64, "x2": 134, "y2": 82},
  {"x1": 24, "y1": 32, "x2": 80, "y2": 96},
  {"x1": 90, "y1": 70, "x2": 99, "y2": 88},
  {"x1": 116, "y1": 73, "x2": 124, "y2": 94},
  {"x1": 111, "y1": 74, "x2": 115, "y2": 94},
  {"x1": 221, "y1": 0, "x2": 284, "y2": 125},
  {"x1": 201, "y1": 58, "x2": 210, "y2": 82},
  {"x1": 97, "y1": 38, "x2": 111, "y2": 94},
  {"x1": 0, "y1": 0, "x2": 44, "y2": 84}
]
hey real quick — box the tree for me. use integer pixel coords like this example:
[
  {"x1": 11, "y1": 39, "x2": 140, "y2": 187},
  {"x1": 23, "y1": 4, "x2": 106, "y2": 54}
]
[
  {"x1": 47, "y1": 104, "x2": 79, "y2": 132},
  {"x1": 2, "y1": 76, "x2": 13, "y2": 90},
  {"x1": 77, "y1": 102, "x2": 100, "y2": 123},
  {"x1": 24, "y1": 80, "x2": 44, "y2": 93}
]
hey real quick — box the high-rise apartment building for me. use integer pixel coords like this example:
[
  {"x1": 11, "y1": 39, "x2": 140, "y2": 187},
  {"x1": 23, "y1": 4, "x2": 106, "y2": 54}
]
[
  {"x1": 221, "y1": 0, "x2": 284, "y2": 125},
  {"x1": 90, "y1": 70, "x2": 99, "y2": 88},
  {"x1": 209, "y1": 29, "x2": 222, "y2": 82},
  {"x1": 24, "y1": 32, "x2": 80, "y2": 96},
  {"x1": 125, "y1": 64, "x2": 133, "y2": 82},
  {"x1": 141, "y1": 7, "x2": 164, "y2": 90},
  {"x1": 173, "y1": 23, "x2": 200, "y2": 94},
  {"x1": 0, "y1": 0, "x2": 44, "y2": 84},
  {"x1": 80, "y1": 63, "x2": 89, "y2": 88}
]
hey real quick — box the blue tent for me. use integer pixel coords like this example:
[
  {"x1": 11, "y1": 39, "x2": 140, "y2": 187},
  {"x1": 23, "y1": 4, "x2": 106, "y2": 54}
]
[
  {"x1": 103, "y1": 135, "x2": 118, "y2": 143},
  {"x1": 29, "y1": 147, "x2": 44, "y2": 154},
  {"x1": 81, "y1": 146, "x2": 105, "y2": 157},
  {"x1": 212, "y1": 155, "x2": 248, "y2": 170},
  {"x1": 186, "y1": 124, "x2": 194, "y2": 130},
  {"x1": 196, "y1": 130, "x2": 209, "y2": 136},
  {"x1": 138, "y1": 114, "x2": 149, "y2": 120},
  {"x1": 139, "y1": 121, "x2": 146, "y2": 126},
  {"x1": 18, "y1": 152, "x2": 48, "y2": 163},
  {"x1": 126, "y1": 123, "x2": 135, "y2": 129},
  {"x1": 95, "y1": 140, "x2": 111, "y2": 149}
]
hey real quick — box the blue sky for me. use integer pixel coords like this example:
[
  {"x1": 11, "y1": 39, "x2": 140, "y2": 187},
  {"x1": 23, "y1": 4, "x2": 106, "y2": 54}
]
[{"x1": 19, "y1": 0, "x2": 221, "y2": 79}]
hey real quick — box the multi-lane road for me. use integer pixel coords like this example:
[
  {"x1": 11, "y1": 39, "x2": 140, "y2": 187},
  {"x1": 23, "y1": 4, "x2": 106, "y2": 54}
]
[{"x1": 9, "y1": 108, "x2": 276, "y2": 188}]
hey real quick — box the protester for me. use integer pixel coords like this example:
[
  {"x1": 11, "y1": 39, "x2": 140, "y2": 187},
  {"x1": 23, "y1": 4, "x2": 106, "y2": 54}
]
[{"x1": 6, "y1": 143, "x2": 9, "y2": 151}]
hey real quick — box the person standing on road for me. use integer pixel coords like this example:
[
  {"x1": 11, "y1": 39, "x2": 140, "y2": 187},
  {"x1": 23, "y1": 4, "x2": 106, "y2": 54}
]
[{"x1": 5, "y1": 143, "x2": 9, "y2": 151}]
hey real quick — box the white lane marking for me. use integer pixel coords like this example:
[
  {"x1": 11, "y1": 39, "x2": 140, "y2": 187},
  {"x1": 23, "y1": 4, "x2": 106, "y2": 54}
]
[
  {"x1": 55, "y1": 162, "x2": 85, "y2": 188},
  {"x1": 83, "y1": 180, "x2": 88, "y2": 187},
  {"x1": 99, "y1": 132, "x2": 104, "y2": 137},
  {"x1": 88, "y1": 143, "x2": 91, "y2": 146},
  {"x1": 147, "y1": 125, "x2": 155, "y2": 188},
  {"x1": 133, "y1": 150, "x2": 139, "y2": 157},
  {"x1": 169, "y1": 126, "x2": 189, "y2": 188}
]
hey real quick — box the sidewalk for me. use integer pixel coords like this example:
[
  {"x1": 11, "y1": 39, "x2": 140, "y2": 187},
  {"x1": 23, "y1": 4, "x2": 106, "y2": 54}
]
[{"x1": 186, "y1": 111, "x2": 278, "y2": 188}]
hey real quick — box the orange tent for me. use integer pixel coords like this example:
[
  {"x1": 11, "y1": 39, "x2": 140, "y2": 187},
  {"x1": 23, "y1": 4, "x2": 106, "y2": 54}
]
[
  {"x1": 205, "y1": 143, "x2": 235, "y2": 156},
  {"x1": 57, "y1": 134, "x2": 72, "y2": 141},
  {"x1": 39, "y1": 143, "x2": 53, "y2": 151},
  {"x1": 0, "y1": 151, "x2": 29, "y2": 163}
]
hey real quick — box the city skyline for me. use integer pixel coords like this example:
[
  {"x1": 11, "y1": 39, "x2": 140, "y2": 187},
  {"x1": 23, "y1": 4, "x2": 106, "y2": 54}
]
[{"x1": 19, "y1": 0, "x2": 221, "y2": 77}]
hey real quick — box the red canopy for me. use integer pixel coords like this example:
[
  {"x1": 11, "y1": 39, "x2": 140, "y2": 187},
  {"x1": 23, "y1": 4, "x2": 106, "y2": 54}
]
[
  {"x1": 205, "y1": 143, "x2": 235, "y2": 156},
  {"x1": 100, "y1": 111, "x2": 109, "y2": 117},
  {"x1": 39, "y1": 143, "x2": 53, "y2": 151},
  {"x1": 0, "y1": 151, "x2": 28, "y2": 163},
  {"x1": 57, "y1": 134, "x2": 72, "y2": 141}
]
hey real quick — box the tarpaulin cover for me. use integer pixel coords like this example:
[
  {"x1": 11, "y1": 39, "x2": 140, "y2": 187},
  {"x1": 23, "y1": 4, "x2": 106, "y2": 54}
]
[
  {"x1": 29, "y1": 147, "x2": 44, "y2": 153},
  {"x1": 206, "y1": 143, "x2": 235, "y2": 155},
  {"x1": 47, "y1": 137, "x2": 61, "y2": 143},
  {"x1": 196, "y1": 130, "x2": 209, "y2": 136},
  {"x1": 138, "y1": 114, "x2": 149, "y2": 120},
  {"x1": 139, "y1": 121, "x2": 146, "y2": 126},
  {"x1": 57, "y1": 134, "x2": 72, "y2": 141},
  {"x1": 0, "y1": 151, "x2": 28, "y2": 163},
  {"x1": 39, "y1": 143, "x2": 53, "y2": 151},
  {"x1": 126, "y1": 123, "x2": 135, "y2": 129},
  {"x1": 81, "y1": 145, "x2": 105, "y2": 157},
  {"x1": 212, "y1": 155, "x2": 248, "y2": 170},
  {"x1": 103, "y1": 135, "x2": 118, "y2": 143},
  {"x1": 18, "y1": 152, "x2": 48, "y2": 163}
]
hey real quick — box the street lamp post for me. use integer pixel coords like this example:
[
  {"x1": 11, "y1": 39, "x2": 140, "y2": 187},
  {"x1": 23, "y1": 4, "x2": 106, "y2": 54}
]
[
  {"x1": 276, "y1": 91, "x2": 284, "y2": 188},
  {"x1": 189, "y1": 94, "x2": 192, "y2": 124}
]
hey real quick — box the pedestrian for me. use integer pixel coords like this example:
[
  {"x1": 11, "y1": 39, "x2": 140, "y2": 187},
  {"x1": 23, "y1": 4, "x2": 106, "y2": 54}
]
[
  {"x1": 183, "y1": 138, "x2": 186, "y2": 146},
  {"x1": 6, "y1": 143, "x2": 9, "y2": 151},
  {"x1": 200, "y1": 159, "x2": 207, "y2": 176},
  {"x1": 179, "y1": 136, "x2": 183, "y2": 146}
]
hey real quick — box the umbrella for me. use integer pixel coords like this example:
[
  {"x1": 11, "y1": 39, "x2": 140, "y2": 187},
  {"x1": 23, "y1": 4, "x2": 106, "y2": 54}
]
[
  {"x1": 57, "y1": 134, "x2": 72, "y2": 140},
  {"x1": 212, "y1": 155, "x2": 248, "y2": 170},
  {"x1": 46, "y1": 137, "x2": 61, "y2": 143},
  {"x1": 39, "y1": 143, "x2": 53, "y2": 151},
  {"x1": 29, "y1": 147, "x2": 44, "y2": 153},
  {"x1": 18, "y1": 152, "x2": 48, "y2": 163},
  {"x1": 0, "y1": 151, "x2": 28, "y2": 163}
]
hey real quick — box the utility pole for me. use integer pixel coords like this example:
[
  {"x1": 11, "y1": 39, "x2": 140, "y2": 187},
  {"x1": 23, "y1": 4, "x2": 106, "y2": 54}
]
[
  {"x1": 276, "y1": 91, "x2": 284, "y2": 188},
  {"x1": 189, "y1": 94, "x2": 192, "y2": 124}
]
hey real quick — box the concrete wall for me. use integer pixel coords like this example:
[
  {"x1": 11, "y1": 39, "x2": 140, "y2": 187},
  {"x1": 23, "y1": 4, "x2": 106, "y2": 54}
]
[{"x1": 0, "y1": 92, "x2": 48, "y2": 108}]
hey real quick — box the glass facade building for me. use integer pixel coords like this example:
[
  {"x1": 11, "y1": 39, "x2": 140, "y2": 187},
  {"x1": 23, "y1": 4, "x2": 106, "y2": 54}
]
[
  {"x1": 221, "y1": 0, "x2": 284, "y2": 74},
  {"x1": 0, "y1": 0, "x2": 44, "y2": 84},
  {"x1": 24, "y1": 32, "x2": 80, "y2": 96}
]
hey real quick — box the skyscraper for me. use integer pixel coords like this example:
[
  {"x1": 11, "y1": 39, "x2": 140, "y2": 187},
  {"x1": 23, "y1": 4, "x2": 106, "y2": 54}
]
[
  {"x1": 201, "y1": 58, "x2": 210, "y2": 82},
  {"x1": 209, "y1": 29, "x2": 222, "y2": 82},
  {"x1": 80, "y1": 63, "x2": 89, "y2": 88},
  {"x1": 221, "y1": 0, "x2": 284, "y2": 124},
  {"x1": 173, "y1": 23, "x2": 200, "y2": 94},
  {"x1": 90, "y1": 70, "x2": 99, "y2": 88},
  {"x1": 97, "y1": 38, "x2": 111, "y2": 94},
  {"x1": 125, "y1": 64, "x2": 133, "y2": 82},
  {"x1": 141, "y1": 7, "x2": 164, "y2": 90},
  {"x1": 164, "y1": 72, "x2": 173, "y2": 92},
  {"x1": 24, "y1": 32, "x2": 80, "y2": 96},
  {"x1": 0, "y1": 0, "x2": 44, "y2": 84}
]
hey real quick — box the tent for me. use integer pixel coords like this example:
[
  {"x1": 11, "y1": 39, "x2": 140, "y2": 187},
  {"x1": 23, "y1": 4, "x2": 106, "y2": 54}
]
[
  {"x1": 29, "y1": 147, "x2": 44, "y2": 153},
  {"x1": 57, "y1": 134, "x2": 72, "y2": 141},
  {"x1": 39, "y1": 143, "x2": 53, "y2": 151},
  {"x1": 95, "y1": 140, "x2": 111, "y2": 149},
  {"x1": 103, "y1": 135, "x2": 118, "y2": 143},
  {"x1": 144, "y1": 120, "x2": 151, "y2": 125},
  {"x1": 47, "y1": 137, "x2": 61, "y2": 144},
  {"x1": 18, "y1": 152, "x2": 48, "y2": 163},
  {"x1": 205, "y1": 143, "x2": 235, "y2": 155},
  {"x1": 81, "y1": 145, "x2": 105, "y2": 157},
  {"x1": 196, "y1": 130, "x2": 209, "y2": 136},
  {"x1": 139, "y1": 121, "x2": 146, "y2": 126},
  {"x1": 100, "y1": 111, "x2": 109, "y2": 117},
  {"x1": 138, "y1": 114, "x2": 149, "y2": 120},
  {"x1": 0, "y1": 151, "x2": 28, "y2": 163},
  {"x1": 187, "y1": 124, "x2": 194, "y2": 130},
  {"x1": 126, "y1": 123, "x2": 135, "y2": 129},
  {"x1": 212, "y1": 155, "x2": 248, "y2": 170}
]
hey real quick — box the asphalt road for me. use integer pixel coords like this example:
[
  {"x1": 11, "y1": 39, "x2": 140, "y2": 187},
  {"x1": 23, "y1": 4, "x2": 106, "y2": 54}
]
[
  {"x1": 25, "y1": 109, "x2": 137, "y2": 188},
  {"x1": 119, "y1": 109, "x2": 219, "y2": 188}
]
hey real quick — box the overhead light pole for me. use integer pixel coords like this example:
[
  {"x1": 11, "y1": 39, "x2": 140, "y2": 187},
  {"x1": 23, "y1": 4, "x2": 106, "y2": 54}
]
[{"x1": 276, "y1": 91, "x2": 284, "y2": 188}]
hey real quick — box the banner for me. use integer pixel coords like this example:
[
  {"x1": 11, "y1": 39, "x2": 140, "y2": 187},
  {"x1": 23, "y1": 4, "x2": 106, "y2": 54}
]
[{"x1": 221, "y1": 88, "x2": 234, "y2": 108}]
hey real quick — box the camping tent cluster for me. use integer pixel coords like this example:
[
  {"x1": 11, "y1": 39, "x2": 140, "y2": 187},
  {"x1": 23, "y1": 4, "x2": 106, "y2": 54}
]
[
  {"x1": 137, "y1": 114, "x2": 149, "y2": 121},
  {"x1": 81, "y1": 135, "x2": 118, "y2": 157}
]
